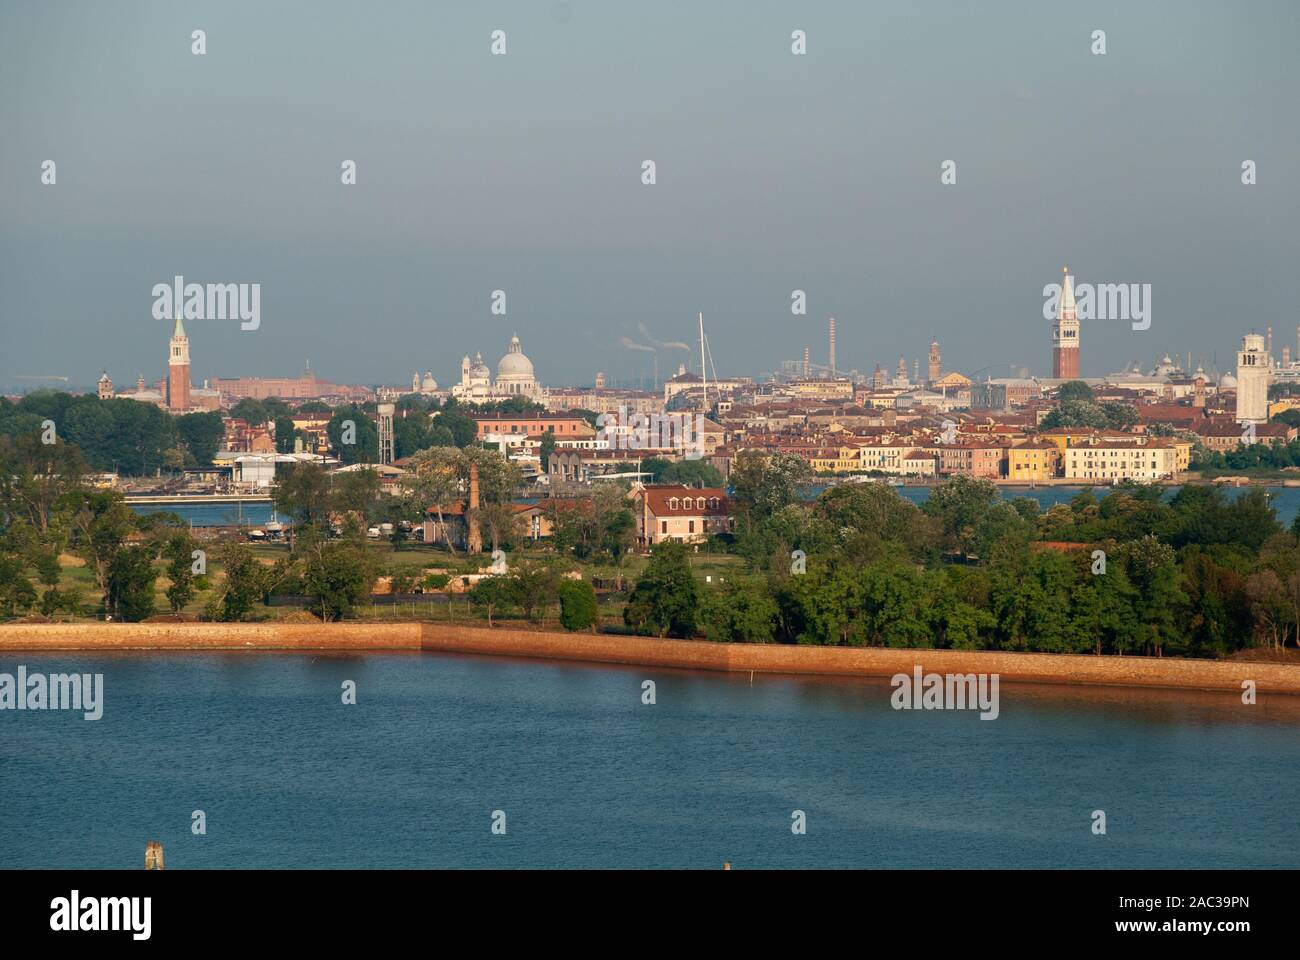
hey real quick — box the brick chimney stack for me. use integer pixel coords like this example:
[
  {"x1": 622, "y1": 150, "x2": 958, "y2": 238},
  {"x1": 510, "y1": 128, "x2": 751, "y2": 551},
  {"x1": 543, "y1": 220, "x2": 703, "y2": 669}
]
[{"x1": 466, "y1": 461, "x2": 482, "y2": 554}]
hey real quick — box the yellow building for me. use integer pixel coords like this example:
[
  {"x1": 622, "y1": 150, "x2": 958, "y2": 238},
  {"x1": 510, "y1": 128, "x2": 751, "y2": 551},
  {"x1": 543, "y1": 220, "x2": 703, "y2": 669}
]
[
  {"x1": 1169, "y1": 438, "x2": 1193, "y2": 472},
  {"x1": 1268, "y1": 397, "x2": 1300, "y2": 418},
  {"x1": 810, "y1": 445, "x2": 863, "y2": 473},
  {"x1": 1007, "y1": 441, "x2": 1059, "y2": 481}
]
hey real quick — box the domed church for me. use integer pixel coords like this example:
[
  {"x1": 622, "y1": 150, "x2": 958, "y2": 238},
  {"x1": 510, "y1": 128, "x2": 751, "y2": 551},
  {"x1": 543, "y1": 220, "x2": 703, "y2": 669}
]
[
  {"x1": 450, "y1": 334, "x2": 543, "y2": 403},
  {"x1": 496, "y1": 335, "x2": 539, "y2": 396}
]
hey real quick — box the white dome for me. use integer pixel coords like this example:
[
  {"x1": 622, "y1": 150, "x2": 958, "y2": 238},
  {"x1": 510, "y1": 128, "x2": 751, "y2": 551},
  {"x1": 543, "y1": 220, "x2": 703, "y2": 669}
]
[
  {"x1": 497, "y1": 335, "x2": 535, "y2": 379},
  {"x1": 421, "y1": 373, "x2": 438, "y2": 390},
  {"x1": 1220, "y1": 372, "x2": 1238, "y2": 389}
]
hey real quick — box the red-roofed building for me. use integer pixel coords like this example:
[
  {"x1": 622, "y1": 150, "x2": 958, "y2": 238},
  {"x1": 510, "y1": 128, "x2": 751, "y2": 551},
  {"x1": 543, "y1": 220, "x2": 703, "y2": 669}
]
[{"x1": 633, "y1": 484, "x2": 732, "y2": 545}]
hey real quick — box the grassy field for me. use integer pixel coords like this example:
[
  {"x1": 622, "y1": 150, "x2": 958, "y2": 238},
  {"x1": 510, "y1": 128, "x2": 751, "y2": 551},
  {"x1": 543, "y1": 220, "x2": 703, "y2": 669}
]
[{"x1": 8, "y1": 539, "x2": 743, "y2": 625}]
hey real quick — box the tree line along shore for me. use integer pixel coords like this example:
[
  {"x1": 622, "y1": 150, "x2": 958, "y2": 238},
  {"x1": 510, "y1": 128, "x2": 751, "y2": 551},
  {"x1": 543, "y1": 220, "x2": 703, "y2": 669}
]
[{"x1": 6, "y1": 420, "x2": 1300, "y2": 661}]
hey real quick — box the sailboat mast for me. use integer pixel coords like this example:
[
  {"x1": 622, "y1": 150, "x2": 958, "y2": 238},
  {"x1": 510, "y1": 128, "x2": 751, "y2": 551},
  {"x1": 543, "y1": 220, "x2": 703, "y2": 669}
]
[{"x1": 699, "y1": 312, "x2": 708, "y2": 410}]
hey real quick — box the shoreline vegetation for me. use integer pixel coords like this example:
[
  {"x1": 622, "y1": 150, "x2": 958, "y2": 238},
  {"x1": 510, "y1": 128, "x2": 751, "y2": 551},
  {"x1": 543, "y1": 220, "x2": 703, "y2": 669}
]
[
  {"x1": 9, "y1": 401, "x2": 1300, "y2": 665},
  {"x1": 3, "y1": 620, "x2": 1300, "y2": 695}
]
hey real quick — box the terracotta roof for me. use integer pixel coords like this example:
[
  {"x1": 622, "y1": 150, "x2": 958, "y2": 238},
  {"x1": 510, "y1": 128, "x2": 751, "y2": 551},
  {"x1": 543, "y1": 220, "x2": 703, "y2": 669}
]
[{"x1": 638, "y1": 485, "x2": 730, "y2": 517}]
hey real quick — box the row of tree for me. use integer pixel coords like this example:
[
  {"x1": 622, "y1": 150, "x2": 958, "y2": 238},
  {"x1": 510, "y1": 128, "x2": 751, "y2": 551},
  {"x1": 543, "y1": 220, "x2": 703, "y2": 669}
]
[
  {"x1": 615, "y1": 452, "x2": 1300, "y2": 656},
  {"x1": 0, "y1": 393, "x2": 223, "y2": 474}
]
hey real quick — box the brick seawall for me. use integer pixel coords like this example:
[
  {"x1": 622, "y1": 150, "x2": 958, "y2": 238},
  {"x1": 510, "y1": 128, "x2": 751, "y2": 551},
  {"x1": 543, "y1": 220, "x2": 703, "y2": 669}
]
[{"x1": 1, "y1": 622, "x2": 1298, "y2": 694}]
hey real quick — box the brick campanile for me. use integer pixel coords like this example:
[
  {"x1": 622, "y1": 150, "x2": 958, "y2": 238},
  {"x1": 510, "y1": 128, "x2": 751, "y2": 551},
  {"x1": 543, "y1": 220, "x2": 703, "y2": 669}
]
[
  {"x1": 1052, "y1": 266, "x2": 1080, "y2": 379},
  {"x1": 168, "y1": 310, "x2": 191, "y2": 412}
]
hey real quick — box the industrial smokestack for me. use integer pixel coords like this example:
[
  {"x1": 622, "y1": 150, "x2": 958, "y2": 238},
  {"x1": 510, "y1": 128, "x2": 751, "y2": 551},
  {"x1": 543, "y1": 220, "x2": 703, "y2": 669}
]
[
  {"x1": 803, "y1": 346, "x2": 810, "y2": 378},
  {"x1": 467, "y1": 461, "x2": 482, "y2": 555},
  {"x1": 828, "y1": 318, "x2": 836, "y2": 378}
]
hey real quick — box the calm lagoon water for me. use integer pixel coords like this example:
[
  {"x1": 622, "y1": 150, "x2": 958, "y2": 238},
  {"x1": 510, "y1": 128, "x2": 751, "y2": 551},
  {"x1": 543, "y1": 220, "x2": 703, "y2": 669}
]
[
  {"x1": 133, "y1": 485, "x2": 1300, "y2": 529},
  {"x1": 894, "y1": 484, "x2": 1300, "y2": 526},
  {"x1": 2, "y1": 652, "x2": 1298, "y2": 869}
]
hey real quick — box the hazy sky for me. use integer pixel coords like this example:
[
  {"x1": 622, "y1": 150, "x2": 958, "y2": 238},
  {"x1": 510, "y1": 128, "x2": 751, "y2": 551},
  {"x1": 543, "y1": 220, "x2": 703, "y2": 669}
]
[{"x1": 2, "y1": 0, "x2": 1297, "y2": 392}]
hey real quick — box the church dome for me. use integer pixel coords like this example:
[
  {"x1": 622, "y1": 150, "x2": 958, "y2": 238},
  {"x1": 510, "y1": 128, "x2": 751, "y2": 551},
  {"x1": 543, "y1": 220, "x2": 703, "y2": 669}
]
[
  {"x1": 497, "y1": 335, "x2": 535, "y2": 379},
  {"x1": 470, "y1": 352, "x2": 491, "y2": 379},
  {"x1": 422, "y1": 372, "x2": 438, "y2": 391},
  {"x1": 1219, "y1": 372, "x2": 1238, "y2": 389}
]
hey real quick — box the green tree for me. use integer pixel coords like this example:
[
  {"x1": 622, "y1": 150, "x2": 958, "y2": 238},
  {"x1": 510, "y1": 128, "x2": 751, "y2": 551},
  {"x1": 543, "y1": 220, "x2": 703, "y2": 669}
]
[
  {"x1": 229, "y1": 398, "x2": 268, "y2": 425},
  {"x1": 274, "y1": 416, "x2": 298, "y2": 454},
  {"x1": 327, "y1": 406, "x2": 380, "y2": 464},
  {"x1": 161, "y1": 531, "x2": 200, "y2": 612},
  {"x1": 508, "y1": 560, "x2": 563, "y2": 621},
  {"x1": 0, "y1": 553, "x2": 37, "y2": 617},
  {"x1": 434, "y1": 406, "x2": 479, "y2": 448},
  {"x1": 302, "y1": 541, "x2": 379, "y2": 621},
  {"x1": 624, "y1": 542, "x2": 700, "y2": 637},
  {"x1": 699, "y1": 575, "x2": 778, "y2": 642},
  {"x1": 922, "y1": 475, "x2": 1001, "y2": 557},
  {"x1": 105, "y1": 545, "x2": 158, "y2": 622},
  {"x1": 207, "y1": 543, "x2": 277, "y2": 622},
  {"x1": 729, "y1": 451, "x2": 813, "y2": 531},
  {"x1": 1056, "y1": 381, "x2": 1094, "y2": 403},
  {"x1": 558, "y1": 579, "x2": 598, "y2": 631},
  {"x1": 539, "y1": 433, "x2": 557, "y2": 473},
  {"x1": 175, "y1": 412, "x2": 224, "y2": 465},
  {"x1": 399, "y1": 447, "x2": 463, "y2": 553},
  {"x1": 469, "y1": 575, "x2": 515, "y2": 627},
  {"x1": 331, "y1": 468, "x2": 382, "y2": 538},
  {"x1": 273, "y1": 462, "x2": 334, "y2": 537},
  {"x1": 1117, "y1": 535, "x2": 1187, "y2": 656},
  {"x1": 70, "y1": 490, "x2": 138, "y2": 608}
]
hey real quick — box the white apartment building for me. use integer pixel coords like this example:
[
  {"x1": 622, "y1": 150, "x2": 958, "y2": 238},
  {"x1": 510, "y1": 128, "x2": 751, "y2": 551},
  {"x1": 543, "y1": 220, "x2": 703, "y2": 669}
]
[
  {"x1": 858, "y1": 442, "x2": 911, "y2": 474},
  {"x1": 1063, "y1": 440, "x2": 1179, "y2": 481}
]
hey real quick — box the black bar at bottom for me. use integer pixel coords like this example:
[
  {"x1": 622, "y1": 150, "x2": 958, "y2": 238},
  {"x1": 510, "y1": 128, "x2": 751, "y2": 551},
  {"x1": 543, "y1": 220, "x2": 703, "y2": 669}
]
[{"x1": 5, "y1": 868, "x2": 1280, "y2": 946}]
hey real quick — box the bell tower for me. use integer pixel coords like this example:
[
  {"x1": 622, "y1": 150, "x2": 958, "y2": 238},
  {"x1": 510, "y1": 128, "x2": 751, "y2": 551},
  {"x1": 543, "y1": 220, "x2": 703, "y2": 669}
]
[
  {"x1": 168, "y1": 309, "x2": 191, "y2": 411},
  {"x1": 1052, "y1": 266, "x2": 1080, "y2": 379}
]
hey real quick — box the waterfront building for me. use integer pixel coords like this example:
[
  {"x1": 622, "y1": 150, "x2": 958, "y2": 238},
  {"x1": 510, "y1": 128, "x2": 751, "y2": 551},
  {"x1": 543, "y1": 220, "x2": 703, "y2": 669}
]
[
  {"x1": 1063, "y1": 438, "x2": 1179, "y2": 481},
  {"x1": 1007, "y1": 440, "x2": 1059, "y2": 481},
  {"x1": 902, "y1": 449, "x2": 939, "y2": 476}
]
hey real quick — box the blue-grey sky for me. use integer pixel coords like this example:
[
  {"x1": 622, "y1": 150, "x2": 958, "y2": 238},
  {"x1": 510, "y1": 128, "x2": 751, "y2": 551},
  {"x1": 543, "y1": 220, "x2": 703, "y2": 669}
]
[{"x1": 2, "y1": 0, "x2": 1297, "y2": 392}]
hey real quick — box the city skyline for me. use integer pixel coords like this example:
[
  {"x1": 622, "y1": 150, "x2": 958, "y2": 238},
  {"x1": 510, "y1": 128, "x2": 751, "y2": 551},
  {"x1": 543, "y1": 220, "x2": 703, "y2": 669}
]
[{"x1": 2, "y1": 1, "x2": 1297, "y2": 389}]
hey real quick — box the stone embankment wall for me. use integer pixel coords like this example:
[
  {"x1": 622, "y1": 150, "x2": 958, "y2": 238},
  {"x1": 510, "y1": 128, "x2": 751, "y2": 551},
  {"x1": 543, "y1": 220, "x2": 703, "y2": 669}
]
[{"x1": 3, "y1": 622, "x2": 1298, "y2": 694}]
